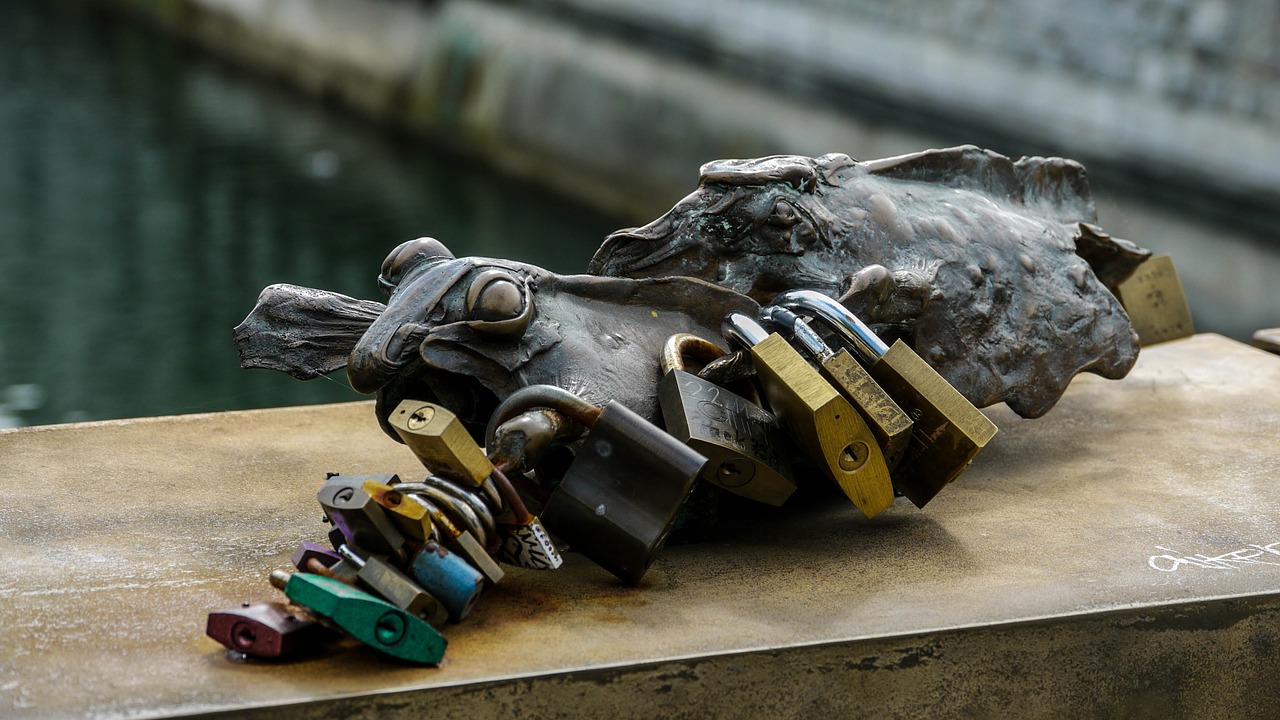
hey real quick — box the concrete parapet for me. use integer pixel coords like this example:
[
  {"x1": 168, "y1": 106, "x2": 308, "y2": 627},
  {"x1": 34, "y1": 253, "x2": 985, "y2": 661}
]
[{"x1": 97, "y1": 0, "x2": 1280, "y2": 224}]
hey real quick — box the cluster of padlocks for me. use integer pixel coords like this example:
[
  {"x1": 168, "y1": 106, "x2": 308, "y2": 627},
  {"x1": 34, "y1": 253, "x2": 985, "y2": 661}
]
[{"x1": 205, "y1": 290, "x2": 998, "y2": 664}]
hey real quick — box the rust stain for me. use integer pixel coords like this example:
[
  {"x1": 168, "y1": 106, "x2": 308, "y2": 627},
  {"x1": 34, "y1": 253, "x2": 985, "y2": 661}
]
[
  {"x1": 590, "y1": 612, "x2": 630, "y2": 625},
  {"x1": 464, "y1": 584, "x2": 564, "y2": 630}
]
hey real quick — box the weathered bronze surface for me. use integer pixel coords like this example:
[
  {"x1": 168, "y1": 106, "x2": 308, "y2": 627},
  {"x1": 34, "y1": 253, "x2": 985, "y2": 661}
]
[
  {"x1": 234, "y1": 238, "x2": 758, "y2": 435},
  {"x1": 590, "y1": 145, "x2": 1145, "y2": 418}
]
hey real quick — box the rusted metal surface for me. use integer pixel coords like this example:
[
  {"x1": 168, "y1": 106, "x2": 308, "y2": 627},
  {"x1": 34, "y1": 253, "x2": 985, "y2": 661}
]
[{"x1": 2, "y1": 334, "x2": 1279, "y2": 718}]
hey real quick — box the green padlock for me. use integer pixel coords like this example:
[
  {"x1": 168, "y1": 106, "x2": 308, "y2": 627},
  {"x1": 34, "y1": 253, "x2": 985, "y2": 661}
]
[{"x1": 270, "y1": 570, "x2": 446, "y2": 665}]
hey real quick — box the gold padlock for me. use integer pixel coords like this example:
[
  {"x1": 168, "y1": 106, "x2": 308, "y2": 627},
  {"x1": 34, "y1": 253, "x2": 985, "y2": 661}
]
[
  {"x1": 1115, "y1": 254, "x2": 1194, "y2": 346},
  {"x1": 390, "y1": 400, "x2": 492, "y2": 486},
  {"x1": 362, "y1": 478, "x2": 437, "y2": 543},
  {"x1": 775, "y1": 290, "x2": 997, "y2": 508},
  {"x1": 389, "y1": 399, "x2": 503, "y2": 507},
  {"x1": 658, "y1": 333, "x2": 798, "y2": 506},
  {"x1": 761, "y1": 306, "x2": 913, "y2": 472},
  {"x1": 721, "y1": 312, "x2": 895, "y2": 519}
]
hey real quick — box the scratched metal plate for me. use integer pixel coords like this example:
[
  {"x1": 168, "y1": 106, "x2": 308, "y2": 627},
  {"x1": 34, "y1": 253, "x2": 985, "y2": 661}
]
[{"x1": 1, "y1": 334, "x2": 1278, "y2": 719}]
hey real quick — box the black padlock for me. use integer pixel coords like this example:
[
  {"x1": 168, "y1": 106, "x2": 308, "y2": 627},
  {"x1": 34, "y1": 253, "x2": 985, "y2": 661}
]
[
  {"x1": 317, "y1": 473, "x2": 406, "y2": 561},
  {"x1": 486, "y1": 385, "x2": 707, "y2": 585}
]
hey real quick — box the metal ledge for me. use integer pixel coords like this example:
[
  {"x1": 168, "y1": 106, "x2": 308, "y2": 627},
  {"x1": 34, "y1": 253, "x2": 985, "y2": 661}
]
[{"x1": 2, "y1": 334, "x2": 1278, "y2": 718}]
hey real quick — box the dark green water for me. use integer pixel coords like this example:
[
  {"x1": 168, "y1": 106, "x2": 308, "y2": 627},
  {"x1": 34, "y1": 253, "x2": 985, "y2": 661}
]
[{"x1": 0, "y1": 3, "x2": 621, "y2": 428}]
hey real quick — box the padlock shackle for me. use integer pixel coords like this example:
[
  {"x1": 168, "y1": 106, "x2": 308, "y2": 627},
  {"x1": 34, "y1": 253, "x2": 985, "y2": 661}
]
[
  {"x1": 336, "y1": 544, "x2": 366, "y2": 568},
  {"x1": 487, "y1": 407, "x2": 579, "y2": 477},
  {"x1": 487, "y1": 467, "x2": 534, "y2": 525},
  {"x1": 402, "y1": 491, "x2": 462, "y2": 543},
  {"x1": 395, "y1": 481, "x2": 493, "y2": 551},
  {"x1": 484, "y1": 385, "x2": 603, "y2": 450},
  {"x1": 722, "y1": 311, "x2": 770, "y2": 349},
  {"x1": 759, "y1": 306, "x2": 835, "y2": 362},
  {"x1": 772, "y1": 290, "x2": 889, "y2": 361},
  {"x1": 660, "y1": 333, "x2": 729, "y2": 375}
]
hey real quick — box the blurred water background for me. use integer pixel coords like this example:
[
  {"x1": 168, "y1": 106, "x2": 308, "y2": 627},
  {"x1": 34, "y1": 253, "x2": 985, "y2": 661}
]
[
  {"x1": 1, "y1": 1, "x2": 1276, "y2": 428},
  {"x1": 0, "y1": 2, "x2": 619, "y2": 427}
]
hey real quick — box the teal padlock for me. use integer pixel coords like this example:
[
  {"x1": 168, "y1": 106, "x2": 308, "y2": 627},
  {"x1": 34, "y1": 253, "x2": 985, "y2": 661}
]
[
  {"x1": 410, "y1": 541, "x2": 486, "y2": 621},
  {"x1": 270, "y1": 570, "x2": 446, "y2": 665}
]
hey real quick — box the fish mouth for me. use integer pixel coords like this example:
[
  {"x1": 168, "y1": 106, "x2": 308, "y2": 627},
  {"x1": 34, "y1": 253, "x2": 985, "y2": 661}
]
[
  {"x1": 347, "y1": 322, "x2": 433, "y2": 393},
  {"x1": 372, "y1": 362, "x2": 499, "y2": 445}
]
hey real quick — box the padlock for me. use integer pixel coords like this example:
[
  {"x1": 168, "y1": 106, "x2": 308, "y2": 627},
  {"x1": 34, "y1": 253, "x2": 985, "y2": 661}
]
[
  {"x1": 486, "y1": 385, "x2": 707, "y2": 585},
  {"x1": 291, "y1": 541, "x2": 342, "y2": 571},
  {"x1": 760, "y1": 305, "x2": 914, "y2": 472},
  {"x1": 335, "y1": 545, "x2": 448, "y2": 627},
  {"x1": 656, "y1": 333, "x2": 797, "y2": 506},
  {"x1": 389, "y1": 487, "x2": 505, "y2": 586},
  {"x1": 269, "y1": 570, "x2": 446, "y2": 665},
  {"x1": 1114, "y1": 254, "x2": 1194, "y2": 346},
  {"x1": 362, "y1": 479, "x2": 438, "y2": 543},
  {"x1": 316, "y1": 474, "x2": 406, "y2": 561},
  {"x1": 722, "y1": 312, "x2": 894, "y2": 518},
  {"x1": 205, "y1": 601, "x2": 337, "y2": 659},
  {"x1": 291, "y1": 540, "x2": 359, "y2": 583},
  {"x1": 409, "y1": 541, "x2": 486, "y2": 621},
  {"x1": 392, "y1": 478, "x2": 495, "y2": 553},
  {"x1": 773, "y1": 290, "x2": 998, "y2": 508},
  {"x1": 389, "y1": 399, "x2": 503, "y2": 508}
]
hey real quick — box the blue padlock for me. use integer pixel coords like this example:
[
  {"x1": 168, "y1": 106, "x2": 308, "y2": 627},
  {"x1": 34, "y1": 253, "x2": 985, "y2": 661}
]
[{"x1": 410, "y1": 541, "x2": 485, "y2": 621}]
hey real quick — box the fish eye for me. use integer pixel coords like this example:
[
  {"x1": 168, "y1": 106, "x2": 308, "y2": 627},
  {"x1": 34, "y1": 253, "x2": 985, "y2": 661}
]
[
  {"x1": 378, "y1": 238, "x2": 454, "y2": 298},
  {"x1": 766, "y1": 198, "x2": 800, "y2": 227},
  {"x1": 465, "y1": 270, "x2": 533, "y2": 336}
]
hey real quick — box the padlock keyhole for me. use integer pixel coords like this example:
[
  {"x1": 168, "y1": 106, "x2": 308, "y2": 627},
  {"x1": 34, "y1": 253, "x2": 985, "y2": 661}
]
[
  {"x1": 374, "y1": 612, "x2": 407, "y2": 646},
  {"x1": 838, "y1": 442, "x2": 869, "y2": 472},
  {"x1": 715, "y1": 459, "x2": 756, "y2": 488},
  {"x1": 406, "y1": 406, "x2": 435, "y2": 430},
  {"x1": 231, "y1": 623, "x2": 257, "y2": 649}
]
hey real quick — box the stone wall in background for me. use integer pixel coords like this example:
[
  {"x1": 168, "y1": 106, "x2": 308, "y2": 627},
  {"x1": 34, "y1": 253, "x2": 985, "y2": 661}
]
[
  {"x1": 539, "y1": 0, "x2": 1280, "y2": 212},
  {"x1": 95, "y1": 0, "x2": 1280, "y2": 223},
  {"x1": 824, "y1": 0, "x2": 1279, "y2": 123}
]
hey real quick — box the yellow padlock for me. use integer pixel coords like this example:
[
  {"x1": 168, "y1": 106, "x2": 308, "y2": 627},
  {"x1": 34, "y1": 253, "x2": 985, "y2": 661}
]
[{"x1": 722, "y1": 312, "x2": 895, "y2": 519}]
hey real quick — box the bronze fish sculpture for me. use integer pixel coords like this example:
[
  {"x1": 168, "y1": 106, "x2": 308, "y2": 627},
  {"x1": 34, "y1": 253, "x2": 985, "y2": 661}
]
[
  {"x1": 234, "y1": 238, "x2": 759, "y2": 439},
  {"x1": 589, "y1": 146, "x2": 1148, "y2": 418}
]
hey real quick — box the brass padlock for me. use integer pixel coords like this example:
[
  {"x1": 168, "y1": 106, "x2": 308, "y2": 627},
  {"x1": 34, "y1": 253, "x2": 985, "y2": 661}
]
[
  {"x1": 1115, "y1": 254, "x2": 1194, "y2": 346},
  {"x1": 362, "y1": 478, "x2": 440, "y2": 543},
  {"x1": 760, "y1": 305, "x2": 914, "y2": 472},
  {"x1": 657, "y1": 333, "x2": 797, "y2": 506},
  {"x1": 388, "y1": 399, "x2": 503, "y2": 507},
  {"x1": 486, "y1": 385, "x2": 707, "y2": 585},
  {"x1": 774, "y1": 290, "x2": 998, "y2": 508},
  {"x1": 721, "y1": 312, "x2": 895, "y2": 519}
]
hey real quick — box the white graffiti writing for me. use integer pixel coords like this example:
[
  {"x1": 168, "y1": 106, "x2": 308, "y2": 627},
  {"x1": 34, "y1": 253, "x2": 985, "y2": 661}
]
[{"x1": 1148, "y1": 542, "x2": 1280, "y2": 572}]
